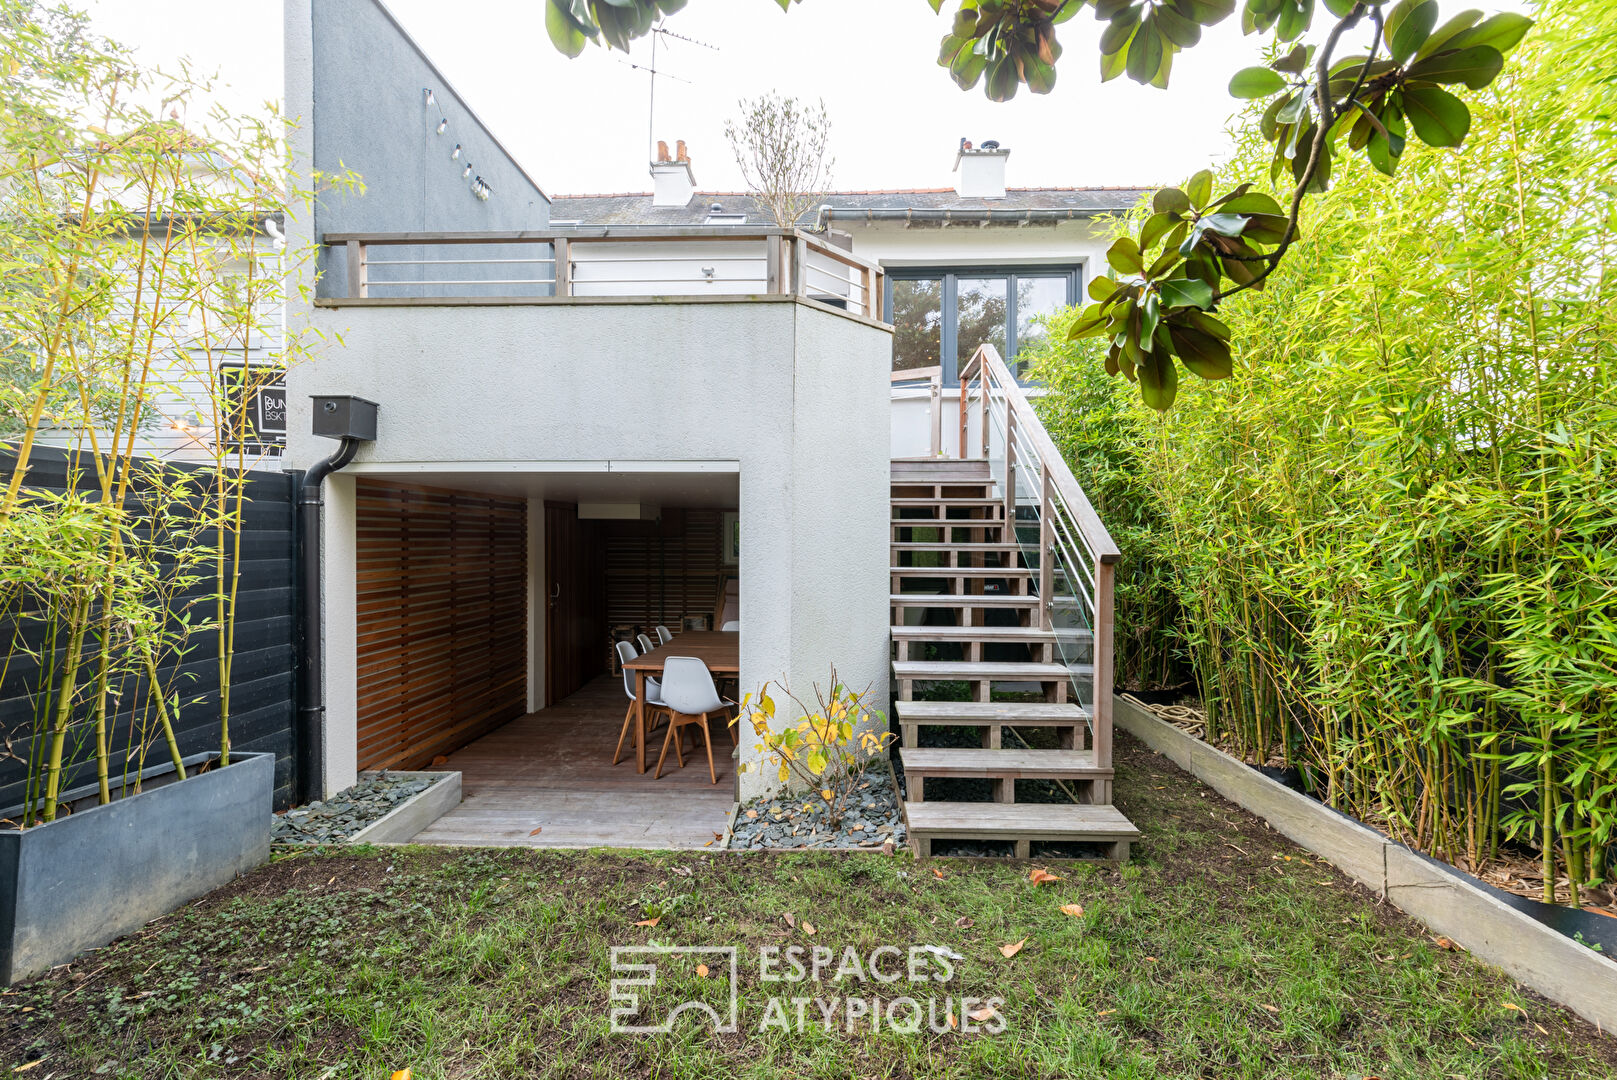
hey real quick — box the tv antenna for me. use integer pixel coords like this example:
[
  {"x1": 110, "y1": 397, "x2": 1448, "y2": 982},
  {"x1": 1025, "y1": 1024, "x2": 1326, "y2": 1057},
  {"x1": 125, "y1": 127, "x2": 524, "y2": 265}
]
[{"x1": 645, "y1": 21, "x2": 719, "y2": 163}]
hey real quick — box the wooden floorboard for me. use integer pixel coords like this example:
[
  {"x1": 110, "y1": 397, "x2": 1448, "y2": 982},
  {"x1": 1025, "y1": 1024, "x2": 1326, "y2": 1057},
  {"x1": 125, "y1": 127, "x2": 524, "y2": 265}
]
[{"x1": 412, "y1": 676, "x2": 736, "y2": 850}]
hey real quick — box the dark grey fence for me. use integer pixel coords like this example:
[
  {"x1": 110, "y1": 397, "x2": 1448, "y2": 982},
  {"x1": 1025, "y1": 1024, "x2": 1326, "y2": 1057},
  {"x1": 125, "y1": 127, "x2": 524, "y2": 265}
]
[{"x1": 0, "y1": 447, "x2": 298, "y2": 813}]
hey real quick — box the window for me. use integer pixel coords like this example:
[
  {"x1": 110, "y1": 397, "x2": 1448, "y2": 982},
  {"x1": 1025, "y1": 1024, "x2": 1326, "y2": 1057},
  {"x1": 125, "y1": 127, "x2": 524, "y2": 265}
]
[{"x1": 885, "y1": 266, "x2": 1080, "y2": 384}]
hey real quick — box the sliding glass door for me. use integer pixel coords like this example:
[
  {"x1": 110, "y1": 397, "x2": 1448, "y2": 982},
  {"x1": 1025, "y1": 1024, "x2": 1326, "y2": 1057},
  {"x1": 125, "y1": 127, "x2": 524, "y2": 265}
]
[{"x1": 886, "y1": 266, "x2": 1080, "y2": 384}]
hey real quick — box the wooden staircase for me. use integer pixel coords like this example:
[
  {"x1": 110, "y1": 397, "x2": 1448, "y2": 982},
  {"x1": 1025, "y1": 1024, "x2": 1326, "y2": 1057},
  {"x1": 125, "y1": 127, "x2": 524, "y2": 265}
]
[{"x1": 888, "y1": 348, "x2": 1139, "y2": 861}]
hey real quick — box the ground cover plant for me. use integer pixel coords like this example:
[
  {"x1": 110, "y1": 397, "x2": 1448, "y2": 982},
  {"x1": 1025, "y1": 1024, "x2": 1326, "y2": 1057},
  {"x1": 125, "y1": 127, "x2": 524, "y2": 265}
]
[
  {"x1": 4, "y1": 734, "x2": 1613, "y2": 1079},
  {"x1": 1029, "y1": 0, "x2": 1617, "y2": 906}
]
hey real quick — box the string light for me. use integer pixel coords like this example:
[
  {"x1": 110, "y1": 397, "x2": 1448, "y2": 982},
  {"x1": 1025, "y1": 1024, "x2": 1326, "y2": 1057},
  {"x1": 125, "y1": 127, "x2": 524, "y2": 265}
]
[
  {"x1": 423, "y1": 88, "x2": 435, "y2": 105},
  {"x1": 451, "y1": 143, "x2": 461, "y2": 159},
  {"x1": 462, "y1": 162, "x2": 473, "y2": 178},
  {"x1": 436, "y1": 117, "x2": 448, "y2": 135}
]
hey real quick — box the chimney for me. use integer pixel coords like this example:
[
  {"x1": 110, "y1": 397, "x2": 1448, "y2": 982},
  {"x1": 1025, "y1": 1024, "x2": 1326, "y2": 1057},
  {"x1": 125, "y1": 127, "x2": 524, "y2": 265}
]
[
  {"x1": 651, "y1": 138, "x2": 696, "y2": 207},
  {"x1": 954, "y1": 138, "x2": 1008, "y2": 200}
]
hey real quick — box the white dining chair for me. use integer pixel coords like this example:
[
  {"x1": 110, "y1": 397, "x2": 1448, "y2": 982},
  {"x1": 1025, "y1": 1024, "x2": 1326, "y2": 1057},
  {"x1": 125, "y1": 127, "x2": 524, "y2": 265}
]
[
  {"x1": 636, "y1": 632, "x2": 655, "y2": 654},
  {"x1": 612, "y1": 639, "x2": 668, "y2": 766},
  {"x1": 654, "y1": 656, "x2": 736, "y2": 783},
  {"x1": 656, "y1": 625, "x2": 673, "y2": 645},
  {"x1": 720, "y1": 620, "x2": 739, "y2": 632}
]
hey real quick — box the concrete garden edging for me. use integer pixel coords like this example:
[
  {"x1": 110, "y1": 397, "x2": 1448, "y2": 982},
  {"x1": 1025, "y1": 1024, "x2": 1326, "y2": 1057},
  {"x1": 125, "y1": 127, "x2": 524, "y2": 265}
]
[
  {"x1": 1113, "y1": 694, "x2": 1617, "y2": 1033},
  {"x1": 0, "y1": 751, "x2": 272, "y2": 985},
  {"x1": 347, "y1": 771, "x2": 461, "y2": 844}
]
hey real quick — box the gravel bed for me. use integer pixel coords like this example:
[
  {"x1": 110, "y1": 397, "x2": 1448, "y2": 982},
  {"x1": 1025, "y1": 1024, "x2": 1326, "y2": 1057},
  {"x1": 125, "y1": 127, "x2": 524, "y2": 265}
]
[
  {"x1": 728, "y1": 765, "x2": 905, "y2": 850},
  {"x1": 271, "y1": 771, "x2": 444, "y2": 846}
]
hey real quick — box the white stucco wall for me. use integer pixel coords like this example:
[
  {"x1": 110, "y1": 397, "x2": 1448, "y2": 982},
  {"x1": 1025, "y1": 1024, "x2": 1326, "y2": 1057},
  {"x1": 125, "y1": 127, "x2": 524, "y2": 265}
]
[{"x1": 285, "y1": 297, "x2": 890, "y2": 799}]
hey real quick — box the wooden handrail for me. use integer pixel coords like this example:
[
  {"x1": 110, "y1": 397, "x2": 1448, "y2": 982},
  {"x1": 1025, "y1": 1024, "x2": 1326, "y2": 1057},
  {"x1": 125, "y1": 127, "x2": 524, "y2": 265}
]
[{"x1": 959, "y1": 344, "x2": 1120, "y2": 564}]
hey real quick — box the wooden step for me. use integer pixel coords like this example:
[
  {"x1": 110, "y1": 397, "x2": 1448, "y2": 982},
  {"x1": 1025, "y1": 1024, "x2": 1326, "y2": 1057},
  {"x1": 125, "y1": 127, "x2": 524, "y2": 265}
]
[
  {"x1": 892, "y1": 659, "x2": 1072, "y2": 704},
  {"x1": 891, "y1": 566, "x2": 1031, "y2": 577},
  {"x1": 890, "y1": 541, "x2": 1022, "y2": 553},
  {"x1": 901, "y1": 748, "x2": 1113, "y2": 805},
  {"x1": 893, "y1": 699, "x2": 1089, "y2": 749},
  {"x1": 890, "y1": 623, "x2": 1055, "y2": 662},
  {"x1": 890, "y1": 497, "x2": 1003, "y2": 508},
  {"x1": 904, "y1": 801, "x2": 1138, "y2": 860}
]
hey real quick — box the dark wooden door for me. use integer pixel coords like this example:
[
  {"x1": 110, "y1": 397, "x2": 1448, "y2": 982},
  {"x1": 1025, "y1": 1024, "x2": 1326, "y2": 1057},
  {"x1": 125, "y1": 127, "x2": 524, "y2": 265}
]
[{"x1": 544, "y1": 502, "x2": 604, "y2": 705}]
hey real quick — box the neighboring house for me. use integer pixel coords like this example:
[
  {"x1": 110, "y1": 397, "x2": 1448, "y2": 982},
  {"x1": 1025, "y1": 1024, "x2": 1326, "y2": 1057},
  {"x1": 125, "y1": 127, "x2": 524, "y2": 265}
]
[
  {"x1": 16, "y1": 139, "x2": 289, "y2": 467},
  {"x1": 282, "y1": 0, "x2": 1136, "y2": 857},
  {"x1": 551, "y1": 146, "x2": 1149, "y2": 456}
]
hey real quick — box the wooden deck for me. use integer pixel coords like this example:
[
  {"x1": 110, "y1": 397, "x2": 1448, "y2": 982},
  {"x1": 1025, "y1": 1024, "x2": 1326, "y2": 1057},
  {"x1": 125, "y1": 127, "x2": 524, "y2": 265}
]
[{"x1": 412, "y1": 676, "x2": 737, "y2": 849}]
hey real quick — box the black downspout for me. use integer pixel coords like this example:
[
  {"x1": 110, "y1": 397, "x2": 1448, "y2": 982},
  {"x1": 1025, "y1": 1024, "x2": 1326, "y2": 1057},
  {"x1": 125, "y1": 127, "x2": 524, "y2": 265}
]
[{"x1": 296, "y1": 436, "x2": 361, "y2": 805}]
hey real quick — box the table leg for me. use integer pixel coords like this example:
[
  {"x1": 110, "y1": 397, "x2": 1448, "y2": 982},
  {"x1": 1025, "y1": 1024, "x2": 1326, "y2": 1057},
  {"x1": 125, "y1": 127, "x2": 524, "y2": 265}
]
[{"x1": 635, "y1": 669, "x2": 647, "y2": 774}]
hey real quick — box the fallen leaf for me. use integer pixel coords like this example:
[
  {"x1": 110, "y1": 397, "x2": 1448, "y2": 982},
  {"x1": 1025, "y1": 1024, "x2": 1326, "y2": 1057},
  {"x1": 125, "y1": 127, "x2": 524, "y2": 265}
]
[
  {"x1": 391, "y1": 1071, "x2": 411, "y2": 1080},
  {"x1": 1060, "y1": 903, "x2": 1085, "y2": 918},
  {"x1": 528, "y1": 827, "x2": 543, "y2": 836},
  {"x1": 947, "y1": 1012, "x2": 958, "y2": 1028},
  {"x1": 1261, "y1": 1004, "x2": 1279, "y2": 1013},
  {"x1": 881, "y1": 841, "x2": 896, "y2": 855},
  {"x1": 1502, "y1": 1001, "x2": 1525, "y2": 1014},
  {"x1": 968, "y1": 1004, "x2": 998, "y2": 1022},
  {"x1": 702, "y1": 839, "x2": 714, "y2": 847},
  {"x1": 933, "y1": 868, "x2": 945, "y2": 879},
  {"x1": 327, "y1": 875, "x2": 336, "y2": 886},
  {"x1": 1432, "y1": 936, "x2": 1464, "y2": 952},
  {"x1": 635, "y1": 917, "x2": 661, "y2": 927},
  {"x1": 696, "y1": 964, "x2": 710, "y2": 978},
  {"x1": 955, "y1": 915, "x2": 975, "y2": 928},
  {"x1": 712, "y1": 832, "x2": 723, "y2": 841},
  {"x1": 14, "y1": 1060, "x2": 45, "y2": 1073},
  {"x1": 1144, "y1": 956, "x2": 1157, "y2": 962},
  {"x1": 999, "y1": 938, "x2": 1026, "y2": 959},
  {"x1": 1097, "y1": 1009, "x2": 1116, "y2": 1016},
  {"x1": 672, "y1": 866, "x2": 693, "y2": 877},
  {"x1": 783, "y1": 913, "x2": 796, "y2": 927},
  {"x1": 1029, "y1": 868, "x2": 1063, "y2": 886},
  {"x1": 746, "y1": 810, "x2": 758, "y2": 819},
  {"x1": 803, "y1": 921, "x2": 817, "y2": 935}
]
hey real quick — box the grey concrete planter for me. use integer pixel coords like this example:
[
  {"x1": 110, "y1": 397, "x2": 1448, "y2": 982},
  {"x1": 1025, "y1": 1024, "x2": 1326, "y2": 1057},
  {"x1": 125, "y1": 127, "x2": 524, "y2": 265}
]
[
  {"x1": 347, "y1": 771, "x2": 461, "y2": 844},
  {"x1": 1113, "y1": 695, "x2": 1617, "y2": 1033},
  {"x1": 0, "y1": 751, "x2": 272, "y2": 985}
]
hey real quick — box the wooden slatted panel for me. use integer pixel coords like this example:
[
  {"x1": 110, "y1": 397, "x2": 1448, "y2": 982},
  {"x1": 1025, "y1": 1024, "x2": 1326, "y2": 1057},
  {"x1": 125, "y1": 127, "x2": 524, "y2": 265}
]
[
  {"x1": 356, "y1": 479, "x2": 527, "y2": 771},
  {"x1": 602, "y1": 510, "x2": 723, "y2": 630}
]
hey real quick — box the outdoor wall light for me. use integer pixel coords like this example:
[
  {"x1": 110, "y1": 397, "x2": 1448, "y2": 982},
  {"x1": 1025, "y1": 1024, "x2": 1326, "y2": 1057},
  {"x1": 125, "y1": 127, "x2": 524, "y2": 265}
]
[{"x1": 436, "y1": 117, "x2": 448, "y2": 135}]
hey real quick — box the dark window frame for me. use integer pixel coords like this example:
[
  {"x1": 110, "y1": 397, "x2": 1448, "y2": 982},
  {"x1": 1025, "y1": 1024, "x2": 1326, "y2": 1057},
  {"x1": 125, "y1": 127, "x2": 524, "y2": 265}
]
[{"x1": 884, "y1": 264, "x2": 1083, "y2": 385}]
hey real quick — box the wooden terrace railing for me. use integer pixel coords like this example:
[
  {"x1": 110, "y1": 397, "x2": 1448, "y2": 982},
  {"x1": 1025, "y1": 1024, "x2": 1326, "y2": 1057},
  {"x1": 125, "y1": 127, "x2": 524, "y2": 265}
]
[
  {"x1": 321, "y1": 227, "x2": 886, "y2": 321},
  {"x1": 957, "y1": 344, "x2": 1120, "y2": 766}
]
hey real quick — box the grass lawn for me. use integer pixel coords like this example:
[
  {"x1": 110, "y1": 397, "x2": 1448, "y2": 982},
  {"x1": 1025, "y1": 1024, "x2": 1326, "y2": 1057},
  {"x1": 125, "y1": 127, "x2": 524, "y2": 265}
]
[{"x1": 4, "y1": 733, "x2": 1613, "y2": 1079}]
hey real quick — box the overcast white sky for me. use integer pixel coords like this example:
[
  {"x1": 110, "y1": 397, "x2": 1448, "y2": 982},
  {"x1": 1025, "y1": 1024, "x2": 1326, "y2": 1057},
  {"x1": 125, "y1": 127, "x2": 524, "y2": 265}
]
[{"x1": 70, "y1": 0, "x2": 1510, "y2": 197}]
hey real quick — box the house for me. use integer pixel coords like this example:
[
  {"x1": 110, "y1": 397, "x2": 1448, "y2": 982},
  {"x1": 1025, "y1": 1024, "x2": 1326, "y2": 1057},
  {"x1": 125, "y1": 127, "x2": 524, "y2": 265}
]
[
  {"x1": 551, "y1": 144, "x2": 1149, "y2": 457},
  {"x1": 282, "y1": 0, "x2": 1137, "y2": 855},
  {"x1": 16, "y1": 135, "x2": 290, "y2": 467}
]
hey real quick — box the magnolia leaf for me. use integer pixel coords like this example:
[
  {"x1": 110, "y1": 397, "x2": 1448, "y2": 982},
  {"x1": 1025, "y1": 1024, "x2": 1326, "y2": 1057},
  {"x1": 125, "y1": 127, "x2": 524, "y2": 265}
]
[
  {"x1": 1159, "y1": 277, "x2": 1216, "y2": 309},
  {"x1": 1153, "y1": 187, "x2": 1191, "y2": 215},
  {"x1": 1217, "y1": 192, "x2": 1283, "y2": 215},
  {"x1": 1125, "y1": 18, "x2": 1165, "y2": 85},
  {"x1": 1136, "y1": 349, "x2": 1179, "y2": 411},
  {"x1": 1271, "y1": 43, "x2": 1311, "y2": 73},
  {"x1": 1447, "y1": 11, "x2": 1533, "y2": 54},
  {"x1": 1141, "y1": 211, "x2": 1180, "y2": 251},
  {"x1": 1107, "y1": 236, "x2": 1146, "y2": 275},
  {"x1": 1067, "y1": 306, "x2": 1112, "y2": 340},
  {"x1": 1413, "y1": 9, "x2": 1483, "y2": 60},
  {"x1": 999, "y1": 938, "x2": 1027, "y2": 958},
  {"x1": 1406, "y1": 45, "x2": 1504, "y2": 89},
  {"x1": 1060, "y1": 903, "x2": 1086, "y2": 917},
  {"x1": 545, "y1": 0, "x2": 592, "y2": 57},
  {"x1": 1386, "y1": 0, "x2": 1440, "y2": 63},
  {"x1": 1186, "y1": 169, "x2": 1214, "y2": 208},
  {"x1": 1088, "y1": 274, "x2": 1121, "y2": 301},
  {"x1": 1169, "y1": 323, "x2": 1234, "y2": 379},
  {"x1": 1229, "y1": 65, "x2": 1287, "y2": 99},
  {"x1": 1403, "y1": 86, "x2": 1470, "y2": 146}
]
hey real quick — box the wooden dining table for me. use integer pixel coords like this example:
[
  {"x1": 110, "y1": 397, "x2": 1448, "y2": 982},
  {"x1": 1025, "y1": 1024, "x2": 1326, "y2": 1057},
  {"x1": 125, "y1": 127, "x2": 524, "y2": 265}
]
[{"x1": 621, "y1": 631, "x2": 740, "y2": 774}]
